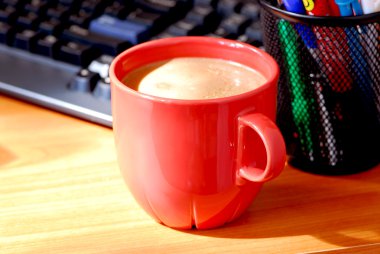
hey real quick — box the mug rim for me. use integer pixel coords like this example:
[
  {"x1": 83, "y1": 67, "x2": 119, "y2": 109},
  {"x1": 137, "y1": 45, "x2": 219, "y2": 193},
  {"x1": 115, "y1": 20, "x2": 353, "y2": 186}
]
[{"x1": 109, "y1": 36, "x2": 279, "y2": 105}]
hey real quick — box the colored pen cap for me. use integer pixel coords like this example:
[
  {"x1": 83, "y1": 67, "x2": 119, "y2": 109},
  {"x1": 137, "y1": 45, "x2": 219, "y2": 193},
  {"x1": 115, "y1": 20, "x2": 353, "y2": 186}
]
[
  {"x1": 334, "y1": 0, "x2": 363, "y2": 16},
  {"x1": 304, "y1": 0, "x2": 336, "y2": 16},
  {"x1": 360, "y1": 0, "x2": 380, "y2": 14},
  {"x1": 282, "y1": 0, "x2": 318, "y2": 49},
  {"x1": 328, "y1": 0, "x2": 342, "y2": 16},
  {"x1": 351, "y1": 0, "x2": 363, "y2": 15},
  {"x1": 282, "y1": 0, "x2": 306, "y2": 13}
]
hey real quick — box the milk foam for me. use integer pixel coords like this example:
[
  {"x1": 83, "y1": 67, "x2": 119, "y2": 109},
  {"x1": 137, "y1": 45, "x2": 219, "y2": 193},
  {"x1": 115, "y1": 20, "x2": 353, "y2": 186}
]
[{"x1": 123, "y1": 57, "x2": 267, "y2": 100}]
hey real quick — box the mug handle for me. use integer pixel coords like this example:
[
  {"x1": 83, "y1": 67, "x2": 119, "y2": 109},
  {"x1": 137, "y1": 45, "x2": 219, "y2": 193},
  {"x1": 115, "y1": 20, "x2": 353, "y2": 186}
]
[{"x1": 236, "y1": 113, "x2": 286, "y2": 185}]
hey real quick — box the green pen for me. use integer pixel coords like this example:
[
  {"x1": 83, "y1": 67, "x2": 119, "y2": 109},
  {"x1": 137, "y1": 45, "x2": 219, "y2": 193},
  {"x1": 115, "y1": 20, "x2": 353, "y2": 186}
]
[{"x1": 277, "y1": 19, "x2": 315, "y2": 160}]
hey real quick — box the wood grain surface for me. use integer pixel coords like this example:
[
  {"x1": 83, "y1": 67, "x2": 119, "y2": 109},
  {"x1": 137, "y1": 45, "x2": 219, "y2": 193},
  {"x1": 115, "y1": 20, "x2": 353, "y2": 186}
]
[{"x1": 1, "y1": 95, "x2": 379, "y2": 254}]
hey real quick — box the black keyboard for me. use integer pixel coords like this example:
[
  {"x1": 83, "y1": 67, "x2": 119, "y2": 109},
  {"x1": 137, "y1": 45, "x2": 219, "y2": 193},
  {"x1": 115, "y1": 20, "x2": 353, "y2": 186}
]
[{"x1": 0, "y1": 0, "x2": 264, "y2": 127}]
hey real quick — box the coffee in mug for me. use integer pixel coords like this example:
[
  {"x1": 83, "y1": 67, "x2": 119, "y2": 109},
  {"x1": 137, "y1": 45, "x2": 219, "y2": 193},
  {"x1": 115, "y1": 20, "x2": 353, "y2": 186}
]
[{"x1": 122, "y1": 57, "x2": 268, "y2": 100}]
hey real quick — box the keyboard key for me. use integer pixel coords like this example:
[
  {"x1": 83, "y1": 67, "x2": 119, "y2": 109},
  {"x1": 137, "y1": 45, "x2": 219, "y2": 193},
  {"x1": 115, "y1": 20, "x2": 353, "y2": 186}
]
[
  {"x1": 194, "y1": 0, "x2": 219, "y2": 7},
  {"x1": 68, "y1": 10, "x2": 92, "y2": 28},
  {"x1": 136, "y1": 0, "x2": 181, "y2": 14},
  {"x1": 59, "y1": 0, "x2": 80, "y2": 6},
  {"x1": 217, "y1": 0, "x2": 244, "y2": 16},
  {"x1": 39, "y1": 18, "x2": 64, "y2": 35},
  {"x1": 0, "y1": 21, "x2": 15, "y2": 45},
  {"x1": 184, "y1": 5, "x2": 220, "y2": 34},
  {"x1": 104, "y1": 1, "x2": 135, "y2": 19},
  {"x1": 237, "y1": 21, "x2": 263, "y2": 47},
  {"x1": 33, "y1": 34, "x2": 61, "y2": 57},
  {"x1": 135, "y1": 0, "x2": 192, "y2": 30},
  {"x1": 58, "y1": 41, "x2": 101, "y2": 66},
  {"x1": 89, "y1": 15, "x2": 149, "y2": 44},
  {"x1": 93, "y1": 77, "x2": 111, "y2": 100},
  {"x1": 218, "y1": 14, "x2": 251, "y2": 35},
  {"x1": 167, "y1": 20, "x2": 202, "y2": 36},
  {"x1": 185, "y1": 5, "x2": 218, "y2": 26},
  {"x1": 80, "y1": 0, "x2": 109, "y2": 16},
  {"x1": 68, "y1": 69, "x2": 100, "y2": 92},
  {"x1": 127, "y1": 8, "x2": 163, "y2": 32},
  {"x1": 24, "y1": 0, "x2": 50, "y2": 14},
  {"x1": 245, "y1": 21, "x2": 263, "y2": 42},
  {"x1": 240, "y1": 2, "x2": 260, "y2": 21},
  {"x1": 16, "y1": 12, "x2": 40, "y2": 30},
  {"x1": 47, "y1": 4, "x2": 70, "y2": 20},
  {"x1": 62, "y1": 25, "x2": 131, "y2": 56},
  {"x1": 237, "y1": 34, "x2": 263, "y2": 48},
  {"x1": 212, "y1": 27, "x2": 235, "y2": 38},
  {"x1": 132, "y1": 0, "x2": 191, "y2": 32},
  {"x1": 88, "y1": 54, "x2": 114, "y2": 79},
  {"x1": 0, "y1": 6, "x2": 18, "y2": 24},
  {"x1": 13, "y1": 29, "x2": 40, "y2": 51},
  {"x1": 151, "y1": 31, "x2": 174, "y2": 40},
  {"x1": 3, "y1": 0, "x2": 26, "y2": 8}
]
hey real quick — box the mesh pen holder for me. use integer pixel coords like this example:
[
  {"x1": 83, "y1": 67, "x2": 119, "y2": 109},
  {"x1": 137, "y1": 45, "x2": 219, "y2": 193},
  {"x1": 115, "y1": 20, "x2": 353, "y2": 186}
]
[{"x1": 260, "y1": 0, "x2": 380, "y2": 175}]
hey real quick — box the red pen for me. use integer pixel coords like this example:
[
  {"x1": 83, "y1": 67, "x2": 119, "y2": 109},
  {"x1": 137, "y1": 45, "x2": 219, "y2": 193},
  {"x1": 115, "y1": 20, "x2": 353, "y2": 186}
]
[
  {"x1": 327, "y1": 0, "x2": 341, "y2": 16},
  {"x1": 302, "y1": 0, "x2": 353, "y2": 92},
  {"x1": 303, "y1": 0, "x2": 329, "y2": 15},
  {"x1": 302, "y1": 0, "x2": 341, "y2": 15}
]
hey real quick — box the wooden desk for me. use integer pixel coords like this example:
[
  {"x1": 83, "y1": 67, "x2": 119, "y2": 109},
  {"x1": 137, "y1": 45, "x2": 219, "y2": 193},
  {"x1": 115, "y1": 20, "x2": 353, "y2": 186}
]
[{"x1": 1, "y1": 95, "x2": 379, "y2": 254}]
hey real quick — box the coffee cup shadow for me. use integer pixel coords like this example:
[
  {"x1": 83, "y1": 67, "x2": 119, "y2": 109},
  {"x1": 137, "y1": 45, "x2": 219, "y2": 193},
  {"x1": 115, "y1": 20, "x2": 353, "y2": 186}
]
[{"x1": 177, "y1": 164, "x2": 380, "y2": 248}]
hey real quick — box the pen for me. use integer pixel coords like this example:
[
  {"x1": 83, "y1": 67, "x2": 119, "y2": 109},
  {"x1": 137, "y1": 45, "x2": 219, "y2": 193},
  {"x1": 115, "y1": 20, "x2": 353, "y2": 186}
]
[
  {"x1": 303, "y1": 0, "x2": 353, "y2": 93},
  {"x1": 302, "y1": 0, "x2": 341, "y2": 16},
  {"x1": 335, "y1": 1, "x2": 376, "y2": 96},
  {"x1": 282, "y1": 0, "x2": 333, "y2": 80},
  {"x1": 334, "y1": 0, "x2": 363, "y2": 15},
  {"x1": 282, "y1": 0, "x2": 339, "y2": 164},
  {"x1": 360, "y1": 0, "x2": 380, "y2": 119},
  {"x1": 282, "y1": 0, "x2": 318, "y2": 49},
  {"x1": 360, "y1": 0, "x2": 380, "y2": 14},
  {"x1": 282, "y1": 0, "x2": 304, "y2": 13},
  {"x1": 277, "y1": 19, "x2": 315, "y2": 161},
  {"x1": 309, "y1": 73, "x2": 339, "y2": 165}
]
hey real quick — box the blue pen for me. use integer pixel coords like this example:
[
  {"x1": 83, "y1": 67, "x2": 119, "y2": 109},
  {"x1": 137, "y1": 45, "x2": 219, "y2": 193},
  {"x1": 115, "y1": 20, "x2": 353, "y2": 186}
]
[
  {"x1": 282, "y1": 0, "x2": 318, "y2": 48},
  {"x1": 282, "y1": 0, "x2": 306, "y2": 13},
  {"x1": 361, "y1": 0, "x2": 380, "y2": 118},
  {"x1": 335, "y1": 0, "x2": 379, "y2": 118},
  {"x1": 333, "y1": 1, "x2": 370, "y2": 85},
  {"x1": 334, "y1": 0, "x2": 363, "y2": 15}
]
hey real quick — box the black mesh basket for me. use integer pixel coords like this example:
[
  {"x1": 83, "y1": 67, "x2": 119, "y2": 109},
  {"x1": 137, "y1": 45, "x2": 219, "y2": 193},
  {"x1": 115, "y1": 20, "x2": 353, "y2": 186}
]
[{"x1": 260, "y1": 0, "x2": 380, "y2": 175}]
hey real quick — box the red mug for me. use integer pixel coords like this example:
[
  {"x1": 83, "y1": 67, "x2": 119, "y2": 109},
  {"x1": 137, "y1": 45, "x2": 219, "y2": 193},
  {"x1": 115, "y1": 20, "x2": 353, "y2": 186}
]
[{"x1": 110, "y1": 37, "x2": 286, "y2": 229}]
